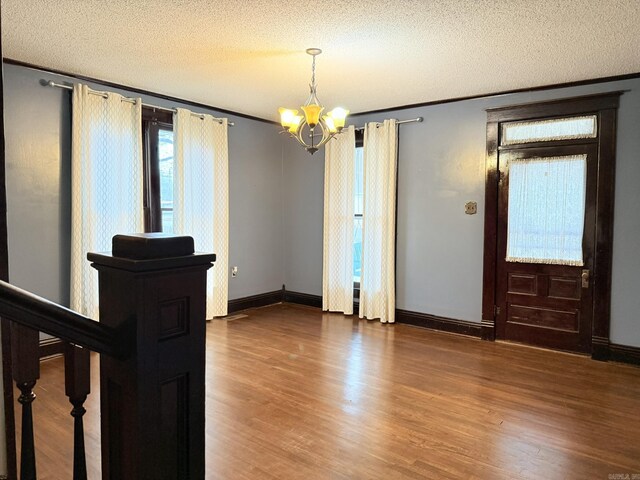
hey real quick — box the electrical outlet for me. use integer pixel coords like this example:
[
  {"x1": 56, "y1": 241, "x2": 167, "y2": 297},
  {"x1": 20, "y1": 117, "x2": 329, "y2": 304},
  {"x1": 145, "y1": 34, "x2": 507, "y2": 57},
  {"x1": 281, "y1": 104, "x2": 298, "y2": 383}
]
[{"x1": 231, "y1": 266, "x2": 238, "y2": 277}]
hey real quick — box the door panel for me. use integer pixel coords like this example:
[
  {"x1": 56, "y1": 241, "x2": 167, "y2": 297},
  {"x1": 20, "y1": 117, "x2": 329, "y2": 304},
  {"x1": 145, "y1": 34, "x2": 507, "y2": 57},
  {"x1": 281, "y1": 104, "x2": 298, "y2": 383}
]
[
  {"x1": 496, "y1": 144, "x2": 597, "y2": 353},
  {"x1": 507, "y1": 304, "x2": 579, "y2": 332}
]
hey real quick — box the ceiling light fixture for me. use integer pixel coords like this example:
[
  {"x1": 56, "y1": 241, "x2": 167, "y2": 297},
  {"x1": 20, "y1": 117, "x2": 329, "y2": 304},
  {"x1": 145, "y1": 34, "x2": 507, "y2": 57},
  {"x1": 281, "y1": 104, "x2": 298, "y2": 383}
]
[{"x1": 279, "y1": 48, "x2": 349, "y2": 155}]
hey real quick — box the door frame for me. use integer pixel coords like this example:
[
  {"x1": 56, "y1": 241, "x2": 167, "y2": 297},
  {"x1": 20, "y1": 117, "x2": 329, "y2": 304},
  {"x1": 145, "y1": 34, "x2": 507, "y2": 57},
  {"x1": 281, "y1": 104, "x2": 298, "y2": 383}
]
[{"x1": 481, "y1": 92, "x2": 622, "y2": 360}]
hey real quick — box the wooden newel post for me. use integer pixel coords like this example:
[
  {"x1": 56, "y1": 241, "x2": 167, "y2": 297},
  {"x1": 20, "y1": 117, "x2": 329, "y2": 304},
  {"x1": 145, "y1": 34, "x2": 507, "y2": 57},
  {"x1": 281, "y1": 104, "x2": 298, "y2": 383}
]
[{"x1": 88, "y1": 234, "x2": 215, "y2": 480}]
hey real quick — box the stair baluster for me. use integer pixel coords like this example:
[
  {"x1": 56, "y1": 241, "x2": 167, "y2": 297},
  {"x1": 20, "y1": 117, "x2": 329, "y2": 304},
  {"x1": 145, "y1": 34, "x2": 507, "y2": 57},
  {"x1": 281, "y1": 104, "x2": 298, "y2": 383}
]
[
  {"x1": 11, "y1": 323, "x2": 39, "y2": 480},
  {"x1": 64, "y1": 342, "x2": 90, "y2": 480}
]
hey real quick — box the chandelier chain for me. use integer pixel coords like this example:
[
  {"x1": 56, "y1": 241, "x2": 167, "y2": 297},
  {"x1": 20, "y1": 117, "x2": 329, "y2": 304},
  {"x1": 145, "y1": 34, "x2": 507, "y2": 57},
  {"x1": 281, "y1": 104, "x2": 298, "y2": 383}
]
[{"x1": 311, "y1": 54, "x2": 316, "y2": 88}]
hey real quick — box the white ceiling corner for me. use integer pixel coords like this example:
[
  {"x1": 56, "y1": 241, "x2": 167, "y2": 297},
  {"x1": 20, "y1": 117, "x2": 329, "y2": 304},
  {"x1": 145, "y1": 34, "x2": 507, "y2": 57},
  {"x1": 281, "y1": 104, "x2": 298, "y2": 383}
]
[{"x1": 2, "y1": 0, "x2": 640, "y2": 121}]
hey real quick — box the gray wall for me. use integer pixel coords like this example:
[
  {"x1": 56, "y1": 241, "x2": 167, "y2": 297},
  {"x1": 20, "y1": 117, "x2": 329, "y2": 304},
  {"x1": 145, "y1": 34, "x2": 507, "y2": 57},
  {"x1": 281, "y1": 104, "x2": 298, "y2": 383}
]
[
  {"x1": 3, "y1": 62, "x2": 285, "y2": 306},
  {"x1": 282, "y1": 140, "x2": 325, "y2": 296},
  {"x1": 283, "y1": 78, "x2": 640, "y2": 348},
  {"x1": 4, "y1": 62, "x2": 639, "y2": 348}
]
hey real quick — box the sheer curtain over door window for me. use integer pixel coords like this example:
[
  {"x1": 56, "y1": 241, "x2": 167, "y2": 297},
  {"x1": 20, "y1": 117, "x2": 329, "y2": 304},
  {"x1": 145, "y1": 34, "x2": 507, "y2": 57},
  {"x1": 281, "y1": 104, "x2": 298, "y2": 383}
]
[
  {"x1": 173, "y1": 109, "x2": 229, "y2": 319},
  {"x1": 506, "y1": 154, "x2": 587, "y2": 265},
  {"x1": 70, "y1": 84, "x2": 144, "y2": 319},
  {"x1": 323, "y1": 126, "x2": 356, "y2": 314},
  {"x1": 359, "y1": 119, "x2": 398, "y2": 323}
]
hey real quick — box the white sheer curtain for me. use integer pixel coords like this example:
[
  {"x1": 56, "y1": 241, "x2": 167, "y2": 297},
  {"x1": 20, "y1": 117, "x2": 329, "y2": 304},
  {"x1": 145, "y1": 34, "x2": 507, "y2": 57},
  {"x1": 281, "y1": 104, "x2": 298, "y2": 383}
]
[
  {"x1": 70, "y1": 84, "x2": 144, "y2": 319},
  {"x1": 359, "y1": 119, "x2": 398, "y2": 323},
  {"x1": 173, "y1": 108, "x2": 229, "y2": 318},
  {"x1": 323, "y1": 126, "x2": 356, "y2": 314},
  {"x1": 507, "y1": 154, "x2": 587, "y2": 266}
]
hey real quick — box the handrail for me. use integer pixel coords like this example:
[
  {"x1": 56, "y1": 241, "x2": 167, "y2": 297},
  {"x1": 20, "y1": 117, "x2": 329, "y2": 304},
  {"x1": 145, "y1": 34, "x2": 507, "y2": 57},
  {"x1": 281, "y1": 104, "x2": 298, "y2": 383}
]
[{"x1": 0, "y1": 280, "x2": 126, "y2": 358}]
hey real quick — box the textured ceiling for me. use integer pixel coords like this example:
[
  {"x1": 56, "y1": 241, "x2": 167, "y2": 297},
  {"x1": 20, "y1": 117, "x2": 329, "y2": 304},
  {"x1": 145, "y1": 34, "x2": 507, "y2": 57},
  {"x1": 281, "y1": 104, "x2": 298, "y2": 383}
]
[{"x1": 3, "y1": 0, "x2": 640, "y2": 121}]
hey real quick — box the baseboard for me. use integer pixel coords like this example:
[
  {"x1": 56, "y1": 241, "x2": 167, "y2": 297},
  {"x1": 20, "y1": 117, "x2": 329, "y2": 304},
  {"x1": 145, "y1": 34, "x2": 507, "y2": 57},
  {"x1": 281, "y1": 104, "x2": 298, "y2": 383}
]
[
  {"x1": 609, "y1": 343, "x2": 640, "y2": 366},
  {"x1": 481, "y1": 319, "x2": 496, "y2": 341},
  {"x1": 230, "y1": 288, "x2": 640, "y2": 367},
  {"x1": 39, "y1": 337, "x2": 64, "y2": 359},
  {"x1": 283, "y1": 291, "x2": 482, "y2": 337},
  {"x1": 591, "y1": 336, "x2": 611, "y2": 361},
  {"x1": 227, "y1": 290, "x2": 284, "y2": 314},
  {"x1": 396, "y1": 309, "x2": 482, "y2": 338},
  {"x1": 283, "y1": 290, "x2": 322, "y2": 308}
]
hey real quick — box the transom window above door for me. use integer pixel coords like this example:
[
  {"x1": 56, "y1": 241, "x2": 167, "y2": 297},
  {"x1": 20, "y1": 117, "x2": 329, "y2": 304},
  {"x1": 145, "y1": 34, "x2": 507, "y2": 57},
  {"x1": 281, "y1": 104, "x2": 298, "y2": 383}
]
[{"x1": 501, "y1": 115, "x2": 597, "y2": 145}]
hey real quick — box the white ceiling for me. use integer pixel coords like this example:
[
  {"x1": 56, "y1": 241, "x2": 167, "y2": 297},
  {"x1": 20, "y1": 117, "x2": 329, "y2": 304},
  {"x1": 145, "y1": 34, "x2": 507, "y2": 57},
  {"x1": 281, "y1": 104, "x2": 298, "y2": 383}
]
[{"x1": 3, "y1": 0, "x2": 640, "y2": 121}]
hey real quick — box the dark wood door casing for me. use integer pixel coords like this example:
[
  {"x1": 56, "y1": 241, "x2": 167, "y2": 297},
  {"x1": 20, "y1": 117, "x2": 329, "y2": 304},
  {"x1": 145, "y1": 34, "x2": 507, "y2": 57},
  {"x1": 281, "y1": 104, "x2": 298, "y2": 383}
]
[{"x1": 482, "y1": 92, "x2": 621, "y2": 360}]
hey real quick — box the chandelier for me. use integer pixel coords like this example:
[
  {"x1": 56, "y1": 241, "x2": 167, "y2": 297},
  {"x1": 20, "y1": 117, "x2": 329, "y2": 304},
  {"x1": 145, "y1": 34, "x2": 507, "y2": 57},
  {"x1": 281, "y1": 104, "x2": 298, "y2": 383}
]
[{"x1": 278, "y1": 48, "x2": 349, "y2": 154}]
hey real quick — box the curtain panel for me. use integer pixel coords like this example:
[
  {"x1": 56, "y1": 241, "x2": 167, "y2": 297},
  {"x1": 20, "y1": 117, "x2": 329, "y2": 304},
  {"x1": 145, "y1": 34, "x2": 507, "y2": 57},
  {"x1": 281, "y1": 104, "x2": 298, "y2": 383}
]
[
  {"x1": 173, "y1": 109, "x2": 229, "y2": 318},
  {"x1": 323, "y1": 126, "x2": 356, "y2": 314},
  {"x1": 70, "y1": 83, "x2": 144, "y2": 319},
  {"x1": 359, "y1": 119, "x2": 398, "y2": 323}
]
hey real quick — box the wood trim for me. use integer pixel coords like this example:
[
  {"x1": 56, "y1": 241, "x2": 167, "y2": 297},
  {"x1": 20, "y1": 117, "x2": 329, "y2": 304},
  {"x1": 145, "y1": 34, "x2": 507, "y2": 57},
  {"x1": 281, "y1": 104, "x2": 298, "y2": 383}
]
[
  {"x1": 142, "y1": 112, "x2": 172, "y2": 233},
  {"x1": 2, "y1": 58, "x2": 278, "y2": 126},
  {"x1": 0, "y1": 64, "x2": 6, "y2": 282},
  {"x1": 0, "y1": 320, "x2": 16, "y2": 480},
  {"x1": 486, "y1": 92, "x2": 624, "y2": 123},
  {"x1": 283, "y1": 291, "x2": 482, "y2": 339},
  {"x1": 350, "y1": 74, "x2": 639, "y2": 117},
  {"x1": 283, "y1": 290, "x2": 358, "y2": 315},
  {"x1": 481, "y1": 92, "x2": 622, "y2": 359},
  {"x1": 0, "y1": 280, "x2": 124, "y2": 358},
  {"x1": 141, "y1": 106, "x2": 173, "y2": 125},
  {"x1": 481, "y1": 120, "x2": 499, "y2": 341},
  {"x1": 227, "y1": 290, "x2": 284, "y2": 314},
  {"x1": 591, "y1": 336, "x2": 611, "y2": 362},
  {"x1": 355, "y1": 130, "x2": 364, "y2": 148},
  {"x1": 396, "y1": 309, "x2": 482, "y2": 338},
  {"x1": 39, "y1": 337, "x2": 64, "y2": 359},
  {"x1": 480, "y1": 320, "x2": 495, "y2": 342},
  {"x1": 279, "y1": 290, "x2": 640, "y2": 366},
  {"x1": 609, "y1": 343, "x2": 640, "y2": 366},
  {"x1": 592, "y1": 108, "x2": 618, "y2": 345},
  {"x1": 283, "y1": 290, "x2": 323, "y2": 309},
  {"x1": 0, "y1": 3, "x2": 18, "y2": 476}
]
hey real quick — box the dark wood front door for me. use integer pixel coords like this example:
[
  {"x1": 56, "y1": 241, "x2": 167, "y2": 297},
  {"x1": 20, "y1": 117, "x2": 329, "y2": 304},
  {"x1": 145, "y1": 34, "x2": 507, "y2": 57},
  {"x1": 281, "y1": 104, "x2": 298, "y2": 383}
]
[{"x1": 495, "y1": 143, "x2": 598, "y2": 353}]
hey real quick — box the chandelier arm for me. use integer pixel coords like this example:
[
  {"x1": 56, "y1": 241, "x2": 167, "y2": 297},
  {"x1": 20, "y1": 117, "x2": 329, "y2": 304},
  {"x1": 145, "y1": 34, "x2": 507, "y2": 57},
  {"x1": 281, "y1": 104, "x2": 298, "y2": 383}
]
[
  {"x1": 295, "y1": 121, "x2": 312, "y2": 148},
  {"x1": 317, "y1": 119, "x2": 332, "y2": 148}
]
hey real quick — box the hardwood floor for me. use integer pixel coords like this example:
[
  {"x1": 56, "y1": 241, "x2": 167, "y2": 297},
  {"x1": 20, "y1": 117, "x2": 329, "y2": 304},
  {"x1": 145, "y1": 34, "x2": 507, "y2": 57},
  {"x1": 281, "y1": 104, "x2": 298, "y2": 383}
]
[{"x1": 17, "y1": 303, "x2": 640, "y2": 479}]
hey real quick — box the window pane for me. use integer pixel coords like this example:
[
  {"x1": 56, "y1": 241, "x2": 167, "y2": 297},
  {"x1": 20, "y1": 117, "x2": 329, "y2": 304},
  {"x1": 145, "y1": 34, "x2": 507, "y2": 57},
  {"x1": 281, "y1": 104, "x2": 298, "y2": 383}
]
[
  {"x1": 158, "y1": 129, "x2": 174, "y2": 233},
  {"x1": 501, "y1": 116, "x2": 597, "y2": 145},
  {"x1": 506, "y1": 154, "x2": 586, "y2": 266},
  {"x1": 353, "y1": 146, "x2": 364, "y2": 282},
  {"x1": 353, "y1": 216, "x2": 362, "y2": 282},
  {"x1": 354, "y1": 147, "x2": 364, "y2": 215}
]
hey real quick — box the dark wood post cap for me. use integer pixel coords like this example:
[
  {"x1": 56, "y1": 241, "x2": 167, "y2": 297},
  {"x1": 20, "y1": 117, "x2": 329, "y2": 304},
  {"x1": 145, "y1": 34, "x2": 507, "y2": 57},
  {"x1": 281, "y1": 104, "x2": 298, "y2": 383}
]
[
  {"x1": 87, "y1": 233, "x2": 216, "y2": 272},
  {"x1": 112, "y1": 233, "x2": 194, "y2": 259}
]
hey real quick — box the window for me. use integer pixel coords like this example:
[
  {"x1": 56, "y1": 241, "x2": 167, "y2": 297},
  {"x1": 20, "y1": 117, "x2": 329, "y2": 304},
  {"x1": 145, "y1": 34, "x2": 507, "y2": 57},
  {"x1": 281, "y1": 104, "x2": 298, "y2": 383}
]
[
  {"x1": 142, "y1": 108, "x2": 174, "y2": 233},
  {"x1": 354, "y1": 145, "x2": 364, "y2": 283},
  {"x1": 353, "y1": 130, "x2": 364, "y2": 293},
  {"x1": 501, "y1": 115, "x2": 597, "y2": 145},
  {"x1": 158, "y1": 129, "x2": 174, "y2": 233}
]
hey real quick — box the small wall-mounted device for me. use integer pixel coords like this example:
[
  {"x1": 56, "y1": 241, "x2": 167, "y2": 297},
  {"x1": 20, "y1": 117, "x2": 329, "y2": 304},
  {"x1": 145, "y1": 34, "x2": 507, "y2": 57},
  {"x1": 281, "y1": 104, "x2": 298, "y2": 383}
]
[
  {"x1": 465, "y1": 201, "x2": 477, "y2": 215},
  {"x1": 231, "y1": 266, "x2": 238, "y2": 277}
]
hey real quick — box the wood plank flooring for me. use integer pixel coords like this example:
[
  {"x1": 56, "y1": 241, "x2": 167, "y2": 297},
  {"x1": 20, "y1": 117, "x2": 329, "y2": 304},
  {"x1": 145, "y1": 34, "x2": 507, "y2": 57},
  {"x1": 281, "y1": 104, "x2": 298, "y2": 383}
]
[{"x1": 17, "y1": 303, "x2": 640, "y2": 479}]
